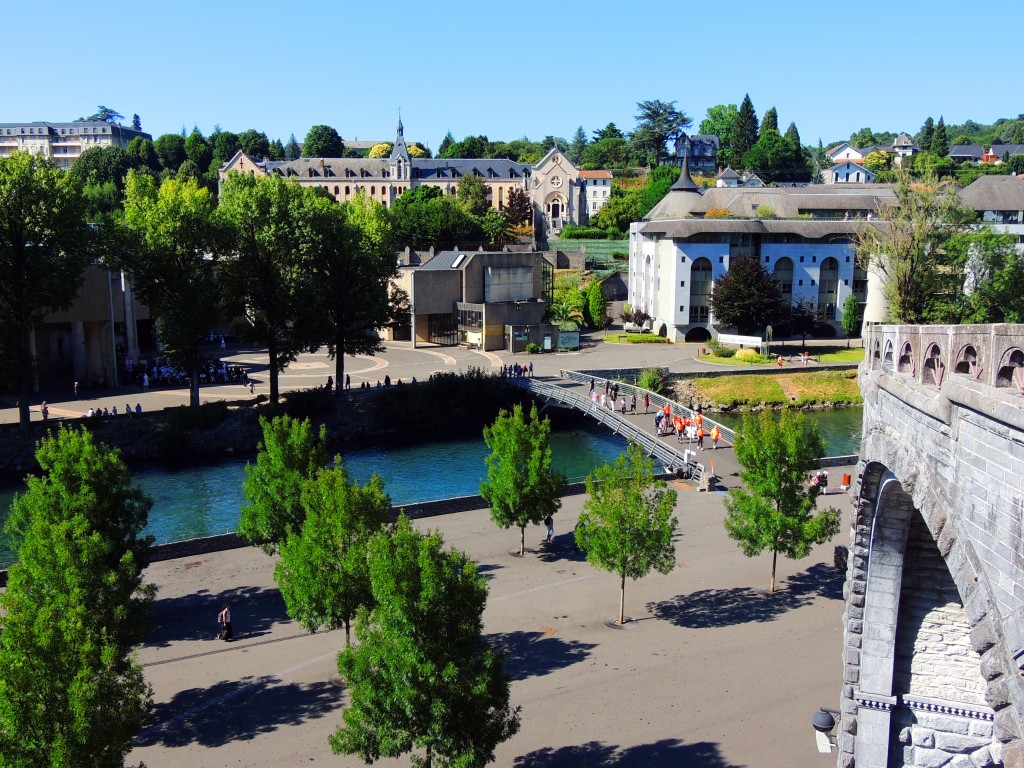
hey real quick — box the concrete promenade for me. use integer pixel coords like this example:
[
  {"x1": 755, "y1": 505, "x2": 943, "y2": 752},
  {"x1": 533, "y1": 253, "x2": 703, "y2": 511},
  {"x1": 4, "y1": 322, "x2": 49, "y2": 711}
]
[{"x1": 130, "y1": 476, "x2": 855, "y2": 768}]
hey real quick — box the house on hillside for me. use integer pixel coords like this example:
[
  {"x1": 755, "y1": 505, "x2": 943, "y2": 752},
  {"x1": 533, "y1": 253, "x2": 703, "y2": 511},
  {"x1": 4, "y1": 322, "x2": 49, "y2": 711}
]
[
  {"x1": 826, "y1": 143, "x2": 865, "y2": 164},
  {"x1": 958, "y1": 175, "x2": 1024, "y2": 247},
  {"x1": 828, "y1": 161, "x2": 876, "y2": 185},
  {"x1": 580, "y1": 169, "x2": 613, "y2": 221}
]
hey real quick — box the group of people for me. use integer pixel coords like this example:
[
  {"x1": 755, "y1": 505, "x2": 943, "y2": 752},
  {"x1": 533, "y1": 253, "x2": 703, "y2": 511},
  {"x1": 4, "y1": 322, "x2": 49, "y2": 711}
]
[
  {"x1": 502, "y1": 362, "x2": 533, "y2": 378},
  {"x1": 83, "y1": 403, "x2": 143, "y2": 419},
  {"x1": 810, "y1": 470, "x2": 830, "y2": 494},
  {"x1": 653, "y1": 405, "x2": 721, "y2": 449}
]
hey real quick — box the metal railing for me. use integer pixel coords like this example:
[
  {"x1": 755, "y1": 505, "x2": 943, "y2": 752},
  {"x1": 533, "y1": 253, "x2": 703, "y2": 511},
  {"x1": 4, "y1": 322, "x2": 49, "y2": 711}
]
[
  {"x1": 507, "y1": 377, "x2": 693, "y2": 470},
  {"x1": 557, "y1": 369, "x2": 736, "y2": 444}
]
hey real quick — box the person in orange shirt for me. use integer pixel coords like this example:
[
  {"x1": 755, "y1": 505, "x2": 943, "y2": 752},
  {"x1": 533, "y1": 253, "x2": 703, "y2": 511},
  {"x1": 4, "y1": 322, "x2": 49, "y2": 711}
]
[
  {"x1": 696, "y1": 426, "x2": 705, "y2": 450},
  {"x1": 711, "y1": 425, "x2": 721, "y2": 450}
]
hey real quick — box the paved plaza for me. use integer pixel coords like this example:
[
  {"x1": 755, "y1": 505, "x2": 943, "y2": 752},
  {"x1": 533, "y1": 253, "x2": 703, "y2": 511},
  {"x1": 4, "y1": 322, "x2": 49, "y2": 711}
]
[{"x1": 130, "y1": 479, "x2": 854, "y2": 768}]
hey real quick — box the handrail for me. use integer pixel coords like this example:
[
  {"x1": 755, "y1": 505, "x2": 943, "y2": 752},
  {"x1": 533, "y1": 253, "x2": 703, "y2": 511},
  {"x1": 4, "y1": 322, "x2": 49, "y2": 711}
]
[
  {"x1": 507, "y1": 377, "x2": 694, "y2": 469},
  {"x1": 558, "y1": 369, "x2": 736, "y2": 443}
]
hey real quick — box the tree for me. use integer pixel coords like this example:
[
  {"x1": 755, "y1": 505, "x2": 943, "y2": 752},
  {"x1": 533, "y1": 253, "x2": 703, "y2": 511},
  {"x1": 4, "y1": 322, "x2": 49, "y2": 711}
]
[
  {"x1": 119, "y1": 171, "x2": 224, "y2": 406},
  {"x1": 154, "y1": 132, "x2": 187, "y2": 172},
  {"x1": 0, "y1": 426, "x2": 154, "y2": 766},
  {"x1": 849, "y1": 127, "x2": 875, "y2": 148},
  {"x1": 276, "y1": 463, "x2": 390, "y2": 646},
  {"x1": 481, "y1": 403, "x2": 566, "y2": 556},
  {"x1": 505, "y1": 187, "x2": 532, "y2": 227},
  {"x1": 480, "y1": 208, "x2": 511, "y2": 249},
  {"x1": 729, "y1": 94, "x2": 759, "y2": 168},
  {"x1": 87, "y1": 105, "x2": 124, "y2": 123},
  {"x1": 238, "y1": 129, "x2": 271, "y2": 159},
  {"x1": 699, "y1": 104, "x2": 738, "y2": 166},
  {"x1": 71, "y1": 145, "x2": 133, "y2": 194},
  {"x1": 592, "y1": 123, "x2": 624, "y2": 142},
  {"x1": 724, "y1": 411, "x2": 840, "y2": 593},
  {"x1": 855, "y1": 170, "x2": 975, "y2": 323},
  {"x1": 783, "y1": 122, "x2": 809, "y2": 181},
  {"x1": 708, "y1": 255, "x2": 787, "y2": 334},
  {"x1": 217, "y1": 172, "x2": 316, "y2": 403},
  {"x1": 333, "y1": 515, "x2": 520, "y2": 768},
  {"x1": 268, "y1": 138, "x2": 286, "y2": 160},
  {"x1": 863, "y1": 150, "x2": 892, "y2": 173},
  {"x1": 932, "y1": 116, "x2": 949, "y2": 158},
  {"x1": 919, "y1": 117, "x2": 934, "y2": 149},
  {"x1": 760, "y1": 106, "x2": 779, "y2": 135},
  {"x1": 367, "y1": 142, "x2": 392, "y2": 158},
  {"x1": 575, "y1": 443, "x2": 677, "y2": 625},
  {"x1": 284, "y1": 133, "x2": 301, "y2": 160},
  {"x1": 586, "y1": 280, "x2": 607, "y2": 329},
  {"x1": 939, "y1": 227, "x2": 1024, "y2": 324},
  {"x1": 742, "y1": 129, "x2": 796, "y2": 183},
  {"x1": 301, "y1": 191, "x2": 403, "y2": 387},
  {"x1": 131, "y1": 113, "x2": 141, "y2": 131},
  {"x1": 789, "y1": 297, "x2": 817, "y2": 345},
  {"x1": 567, "y1": 126, "x2": 588, "y2": 166},
  {"x1": 840, "y1": 293, "x2": 860, "y2": 347},
  {"x1": 456, "y1": 173, "x2": 489, "y2": 216},
  {"x1": 302, "y1": 124, "x2": 344, "y2": 157},
  {"x1": 0, "y1": 153, "x2": 93, "y2": 429},
  {"x1": 184, "y1": 129, "x2": 212, "y2": 171},
  {"x1": 581, "y1": 137, "x2": 630, "y2": 169},
  {"x1": 239, "y1": 415, "x2": 328, "y2": 553},
  {"x1": 437, "y1": 131, "x2": 455, "y2": 157},
  {"x1": 633, "y1": 99, "x2": 692, "y2": 167},
  {"x1": 390, "y1": 185, "x2": 482, "y2": 250},
  {"x1": 127, "y1": 136, "x2": 160, "y2": 174},
  {"x1": 408, "y1": 142, "x2": 430, "y2": 158}
]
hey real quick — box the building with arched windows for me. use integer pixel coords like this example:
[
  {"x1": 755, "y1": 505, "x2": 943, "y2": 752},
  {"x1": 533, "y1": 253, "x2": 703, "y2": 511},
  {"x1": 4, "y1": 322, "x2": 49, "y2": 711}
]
[
  {"x1": 627, "y1": 155, "x2": 894, "y2": 342},
  {"x1": 219, "y1": 121, "x2": 585, "y2": 239}
]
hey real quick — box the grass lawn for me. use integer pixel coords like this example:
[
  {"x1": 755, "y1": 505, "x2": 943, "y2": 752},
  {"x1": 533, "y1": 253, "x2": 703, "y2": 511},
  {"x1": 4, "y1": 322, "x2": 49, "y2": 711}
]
[
  {"x1": 696, "y1": 345, "x2": 865, "y2": 365},
  {"x1": 690, "y1": 370, "x2": 862, "y2": 408},
  {"x1": 602, "y1": 333, "x2": 671, "y2": 344}
]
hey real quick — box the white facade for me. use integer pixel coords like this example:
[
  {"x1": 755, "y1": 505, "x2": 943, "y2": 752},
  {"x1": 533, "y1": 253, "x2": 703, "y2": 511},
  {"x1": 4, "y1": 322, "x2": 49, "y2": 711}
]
[
  {"x1": 580, "y1": 171, "x2": 613, "y2": 221},
  {"x1": 829, "y1": 161, "x2": 875, "y2": 184},
  {"x1": 0, "y1": 120, "x2": 151, "y2": 169}
]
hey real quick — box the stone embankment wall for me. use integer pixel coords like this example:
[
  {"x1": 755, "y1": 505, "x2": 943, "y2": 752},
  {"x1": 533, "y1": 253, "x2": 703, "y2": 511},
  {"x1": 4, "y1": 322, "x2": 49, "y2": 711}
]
[{"x1": 840, "y1": 324, "x2": 1024, "y2": 768}]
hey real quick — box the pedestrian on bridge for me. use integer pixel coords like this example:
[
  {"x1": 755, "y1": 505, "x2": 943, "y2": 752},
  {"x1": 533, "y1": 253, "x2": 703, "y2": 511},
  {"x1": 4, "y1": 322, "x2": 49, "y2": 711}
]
[
  {"x1": 630, "y1": 393, "x2": 636, "y2": 414},
  {"x1": 643, "y1": 393, "x2": 649, "y2": 414},
  {"x1": 711, "y1": 425, "x2": 721, "y2": 450}
]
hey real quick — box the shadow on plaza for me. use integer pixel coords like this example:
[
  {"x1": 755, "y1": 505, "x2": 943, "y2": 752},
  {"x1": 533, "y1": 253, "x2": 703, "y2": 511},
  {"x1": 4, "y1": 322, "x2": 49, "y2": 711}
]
[
  {"x1": 487, "y1": 630, "x2": 596, "y2": 681},
  {"x1": 513, "y1": 738, "x2": 744, "y2": 767},
  {"x1": 135, "y1": 676, "x2": 339, "y2": 749},
  {"x1": 646, "y1": 562, "x2": 843, "y2": 629},
  {"x1": 144, "y1": 585, "x2": 291, "y2": 648}
]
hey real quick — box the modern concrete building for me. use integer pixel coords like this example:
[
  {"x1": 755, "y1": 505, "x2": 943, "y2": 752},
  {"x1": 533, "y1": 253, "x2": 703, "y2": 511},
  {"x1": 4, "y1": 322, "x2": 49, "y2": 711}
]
[
  {"x1": 0, "y1": 120, "x2": 151, "y2": 169},
  {"x1": 627, "y1": 157, "x2": 894, "y2": 341}
]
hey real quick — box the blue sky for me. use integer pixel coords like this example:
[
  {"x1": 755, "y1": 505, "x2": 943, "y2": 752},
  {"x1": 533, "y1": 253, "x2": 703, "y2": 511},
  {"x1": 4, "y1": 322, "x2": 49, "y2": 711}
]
[{"x1": 10, "y1": 0, "x2": 1018, "y2": 152}]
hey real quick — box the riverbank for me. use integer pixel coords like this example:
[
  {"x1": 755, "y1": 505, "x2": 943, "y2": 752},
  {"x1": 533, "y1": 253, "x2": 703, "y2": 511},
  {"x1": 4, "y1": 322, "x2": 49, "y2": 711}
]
[{"x1": 670, "y1": 368, "x2": 862, "y2": 412}]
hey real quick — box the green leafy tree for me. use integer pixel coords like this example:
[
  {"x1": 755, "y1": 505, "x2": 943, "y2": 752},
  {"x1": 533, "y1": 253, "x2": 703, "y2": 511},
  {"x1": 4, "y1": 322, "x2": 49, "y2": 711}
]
[
  {"x1": 505, "y1": 187, "x2": 532, "y2": 227},
  {"x1": 390, "y1": 186, "x2": 483, "y2": 250},
  {"x1": 789, "y1": 297, "x2": 817, "y2": 346},
  {"x1": 268, "y1": 138, "x2": 286, "y2": 160},
  {"x1": 154, "y1": 133, "x2": 187, "y2": 172},
  {"x1": 939, "y1": 227, "x2": 1024, "y2": 324},
  {"x1": 480, "y1": 208, "x2": 511, "y2": 249},
  {"x1": 239, "y1": 415, "x2": 328, "y2": 553},
  {"x1": 952, "y1": 134, "x2": 972, "y2": 146},
  {"x1": 481, "y1": 403, "x2": 566, "y2": 556},
  {"x1": 457, "y1": 173, "x2": 489, "y2": 216},
  {"x1": 742, "y1": 129, "x2": 796, "y2": 183},
  {"x1": 184, "y1": 129, "x2": 212, "y2": 171},
  {"x1": 567, "y1": 125, "x2": 588, "y2": 166},
  {"x1": 576, "y1": 443, "x2": 678, "y2": 625},
  {"x1": 931, "y1": 116, "x2": 949, "y2": 157},
  {"x1": 708, "y1": 255, "x2": 787, "y2": 334},
  {"x1": 633, "y1": 99, "x2": 692, "y2": 167},
  {"x1": 237, "y1": 129, "x2": 270, "y2": 159},
  {"x1": 919, "y1": 117, "x2": 934, "y2": 149},
  {"x1": 441, "y1": 135, "x2": 489, "y2": 159},
  {"x1": 581, "y1": 137, "x2": 631, "y2": 169},
  {"x1": 863, "y1": 150, "x2": 892, "y2": 173},
  {"x1": 783, "y1": 122, "x2": 810, "y2": 182},
  {"x1": 840, "y1": 293, "x2": 860, "y2": 347},
  {"x1": 333, "y1": 516, "x2": 520, "y2": 768},
  {"x1": 284, "y1": 133, "x2": 301, "y2": 160},
  {"x1": 636, "y1": 164, "x2": 680, "y2": 218},
  {"x1": 590, "y1": 188, "x2": 640, "y2": 233},
  {"x1": 849, "y1": 127, "x2": 875, "y2": 148},
  {"x1": 301, "y1": 191, "x2": 403, "y2": 387},
  {"x1": 586, "y1": 280, "x2": 607, "y2": 329},
  {"x1": 760, "y1": 106, "x2": 778, "y2": 135},
  {"x1": 127, "y1": 136, "x2": 160, "y2": 174},
  {"x1": 593, "y1": 123, "x2": 625, "y2": 141},
  {"x1": 855, "y1": 170, "x2": 975, "y2": 323},
  {"x1": 87, "y1": 105, "x2": 124, "y2": 123},
  {"x1": 119, "y1": 171, "x2": 224, "y2": 406},
  {"x1": 0, "y1": 426, "x2": 154, "y2": 766},
  {"x1": 131, "y1": 113, "x2": 141, "y2": 131},
  {"x1": 71, "y1": 145, "x2": 133, "y2": 194},
  {"x1": 0, "y1": 153, "x2": 93, "y2": 429},
  {"x1": 217, "y1": 172, "x2": 317, "y2": 402},
  {"x1": 729, "y1": 94, "x2": 759, "y2": 169},
  {"x1": 1013, "y1": 123, "x2": 1024, "y2": 144},
  {"x1": 437, "y1": 131, "x2": 455, "y2": 157},
  {"x1": 699, "y1": 104, "x2": 738, "y2": 166},
  {"x1": 276, "y1": 463, "x2": 390, "y2": 646},
  {"x1": 302, "y1": 124, "x2": 344, "y2": 157},
  {"x1": 724, "y1": 411, "x2": 840, "y2": 593}
]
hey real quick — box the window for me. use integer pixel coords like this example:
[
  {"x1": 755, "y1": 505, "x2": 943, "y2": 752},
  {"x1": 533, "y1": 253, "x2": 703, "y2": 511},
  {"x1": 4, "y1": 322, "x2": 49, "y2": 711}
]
[
  {"x1": 798, "y1": 279, "x2": 804, "y2": 286},
  {"x1": 812, "y1": 256, "x2": 816, "y2": 263},
  {"x1": 680, "y1": 306, "x2": 685, "y2": 312},
  {"x1": 800, "y1": 256, "x2": 804, "y2": 263},
  {"x1": 680, "y1": 281, "x2": 685, "y2": 287},
  {"x1": 718, "y1": 256, "x2": 724, "y2": 264}
]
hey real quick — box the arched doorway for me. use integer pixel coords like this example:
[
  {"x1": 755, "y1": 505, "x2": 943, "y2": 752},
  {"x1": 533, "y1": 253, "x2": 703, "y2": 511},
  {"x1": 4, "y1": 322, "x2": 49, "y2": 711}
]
[{"x1": 545, "y1": 194, "x2": 566, "y2": 231}]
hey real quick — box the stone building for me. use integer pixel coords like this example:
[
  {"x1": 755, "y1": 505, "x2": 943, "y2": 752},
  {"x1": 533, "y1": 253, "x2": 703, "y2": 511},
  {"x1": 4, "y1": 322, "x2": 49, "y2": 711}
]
[
  {"x1": 837, "y1": 324, "x2": 1024, "y2": 768},
  {"x1": 0, "y1": 120, "x2": 151, "y2": 169}
]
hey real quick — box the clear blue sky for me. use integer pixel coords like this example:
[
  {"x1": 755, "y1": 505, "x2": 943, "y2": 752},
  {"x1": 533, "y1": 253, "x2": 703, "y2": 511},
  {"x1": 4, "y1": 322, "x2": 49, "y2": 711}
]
[{"x1": 8, "y1": 0, "x2": 1018, "y2": 152}]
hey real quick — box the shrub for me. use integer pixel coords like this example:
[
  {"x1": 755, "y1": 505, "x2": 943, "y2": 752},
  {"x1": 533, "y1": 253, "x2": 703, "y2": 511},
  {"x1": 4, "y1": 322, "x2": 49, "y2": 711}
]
[
  {"x1": 626, "y1": 334, "x2": 668, "y2": 344},
  {"x1": 735, "y1": 348, "x2": 759, "y2": 361},
  {"x1": 636, "y1": 367, "x2": 664, "y2": 393},
  {"x1": 705, "y1": 207, "x2": 732, "y2": 219},
  {"x1": 526, "y1": 342, "x2": 541, "y2": 354},
  {"x1": 164, "y1": 400, "x2": 230, "y2": 430},
  {"x1": 561, "y1": 224, "x2": 611, "y2": 240},
  {"x1": 713, "y1": 347, "x2": 737, "y2": 358}
]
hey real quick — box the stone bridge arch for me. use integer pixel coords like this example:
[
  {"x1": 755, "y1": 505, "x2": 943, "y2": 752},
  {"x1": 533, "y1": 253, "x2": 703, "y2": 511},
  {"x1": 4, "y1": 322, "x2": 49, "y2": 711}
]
[{"x1": 839, "y1": 324, "x2": 1024, "y2": 768}]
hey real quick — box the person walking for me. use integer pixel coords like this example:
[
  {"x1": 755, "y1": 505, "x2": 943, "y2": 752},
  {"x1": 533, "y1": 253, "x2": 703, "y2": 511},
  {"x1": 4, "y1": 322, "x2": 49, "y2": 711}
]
[
  {"x1": 40, "y1": 402, "x2": 48, "y2": 421},
  {"x1": 528, "y1": 362, "x2": 534, "y2": 377},
  {"x1": 544, "y1": 515, "x2": 554, "y2": 544},
  {"x1": 777, "y1": 354, "x2": 784, "y2": 369},
  {"x1": 711, "y1": 425, "x2": 721, "y2": 450},
  {"x1": 326, "y1": 375, "x2": 334, "y2": 393},
  {"x1": 620, "y1": 396, "x2": 627, "y2": 414},
  {"x1": 73, "y1": 380, "x2": 79, "y2": 399},
  {"x1": 696, "y1": 426, "x2": 705, "y2": 450},
  {"x1": 218, "y1": 603, "x2": 233, "y2": 641},
  {"x1": 589, "y1": 378, "x2": 595, "y2": 395},
  {"x1": 643, "y1": 393, "x2": 649, "y2": 414},
  {"x1": 630, "y1": 393, "x2": 636, "y2": 414}
]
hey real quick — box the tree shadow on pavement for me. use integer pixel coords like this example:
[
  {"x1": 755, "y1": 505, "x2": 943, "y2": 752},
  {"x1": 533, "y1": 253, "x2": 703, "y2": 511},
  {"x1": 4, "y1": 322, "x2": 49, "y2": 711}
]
[
  {"x1": 135, "y1": 677, "x2": 340, "y2": 749},
  {"x1": 487, "y1": 630, "x2": 596, "y2": 681},
  {"x1": 535, "y1": 532, "x2": 587, "y2": 563},
  {"x1": 513, "y1": 738, "x2": 744, "y2": 767},
  {"x1": 646, "y1": 561, "x2": 842, "y2": 629},
  {"x1": 144, "y1": 585, "x2": 291, "y2": 647}
]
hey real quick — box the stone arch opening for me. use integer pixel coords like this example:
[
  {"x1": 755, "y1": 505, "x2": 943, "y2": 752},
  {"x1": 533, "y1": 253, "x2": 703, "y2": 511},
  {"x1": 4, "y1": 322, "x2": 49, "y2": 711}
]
[
  {"x1": 883, "y1": 339, "x2": 894, "y2": 372},
  {"x1": 873, "y1": 339, "x2": 881, "y2": 365},
  {"x1": 955, "y1": 344, "x2": 978, "y2": 376},
  {"x1": 898, "y1": 341, "x2": 913, "y2": 374},
  {"x1": 923, "y1": 343, "x2": 944, "y2": 389},
  {"x1": 996, "y1": 347, "x2": 1024, "y2": 390}
]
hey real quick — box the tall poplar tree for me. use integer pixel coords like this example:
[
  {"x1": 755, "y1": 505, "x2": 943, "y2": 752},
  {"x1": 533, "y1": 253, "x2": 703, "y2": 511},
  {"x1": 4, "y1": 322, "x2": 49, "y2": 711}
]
[
  {"x1": 931, "y1": 116, "x2": 949, "y2": 158},
  {"x1": 730, "y1": 94, "x2": 759, "y2": 169},
  {"x1": 760, "y1": 106, "x2": 779, "y2": 135},
  {"x1": 919, "y1": 117, "x2": 935, "y2": 150}
]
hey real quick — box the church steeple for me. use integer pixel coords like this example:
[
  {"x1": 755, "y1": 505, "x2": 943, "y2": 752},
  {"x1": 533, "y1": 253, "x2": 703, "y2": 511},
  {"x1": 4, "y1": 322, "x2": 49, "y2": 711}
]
[
  {"x1": 670, "y1": 136, "x2": 700, "y2": 193},
  {"x1": 390, "y1": 114, "x2": 411, "y2": 177},
  {"x1": 397, "y1": 116, "x2": 404, "y2": 138}
]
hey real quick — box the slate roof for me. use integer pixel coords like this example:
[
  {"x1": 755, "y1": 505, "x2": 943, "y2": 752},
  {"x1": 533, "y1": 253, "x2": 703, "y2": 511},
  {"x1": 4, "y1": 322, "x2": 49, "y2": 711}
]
[
  {"x1": 717, "y1": 167, "x2": 740, "y2": 180},
  {"x1": 639, "y1": 218, "x2": 885, "y2": 238},
  {"x1": 958, "y1": 175, "x2": 1024, "y2": 212},
  {"x1": 418, "y1": 250, "x2": 470, "y2": 270},
  {"x1": 989, "y1": 144, "x2": 1024, "y2": 157},
  {"x1": 413, "y1": 159, "x2": 530, "y2": 180},
  {"x1": 949, "y1": 145, "x2": 985, "y2": 159},
  {"x1": 644, "y1": 184, "x2": 896, "y2": 221}
]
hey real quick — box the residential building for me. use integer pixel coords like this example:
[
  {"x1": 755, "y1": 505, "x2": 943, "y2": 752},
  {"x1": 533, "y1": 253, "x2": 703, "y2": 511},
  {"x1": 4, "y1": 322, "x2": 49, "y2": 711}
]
[
  {"x1": 983, "y1": 143, "x2": 1024, "y2": 163},
  {"x1": 958, "y1": 175, "x2": 1024, "y2": 246},
  {"x1": 828, "y1": 160, "x2": 876, "y2": 185},
  {"x1": 627, "y1": 157, "x2": 895, "y2": 342},
  {"x1": 891, "y1": 132, "x2": 918, "y2": 163},
  {"x1": 0, "y1": 120, "x2": 151, "y2": 169},
  {"x1": 715, "y1": 167, "x2": 765, "y2": 188},
  {"x1": 580, "y1": 169, "x2": 613, "y2": 220},
  {"x1": 220, "y1": 121, "x2": 585, "y2": 239},
  {"x1": 670, "y1": 134, "x2": 720, "y2": 175},
  {"x1": 826, "y1": 142, "x2": 865, "y2": 164},
  {"x1": 949, "y1": 144, "x2": 986, "y2": 163}
]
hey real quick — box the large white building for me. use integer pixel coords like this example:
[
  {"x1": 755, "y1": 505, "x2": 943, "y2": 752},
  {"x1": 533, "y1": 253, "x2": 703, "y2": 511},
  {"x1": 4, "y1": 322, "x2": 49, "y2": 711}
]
[
  {"x1": 627, "y1": 157, "x2": 895, "y2": 342},
  {"x1": 0, "y1": 120, "x2": 151, "y2": 169}
]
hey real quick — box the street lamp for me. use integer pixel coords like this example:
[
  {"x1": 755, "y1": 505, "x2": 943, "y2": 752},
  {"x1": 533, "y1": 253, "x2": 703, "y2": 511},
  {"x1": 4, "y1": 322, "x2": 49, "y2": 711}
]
[{"x1": 811, "y1": 707, "x2": 841, "y2": 754}]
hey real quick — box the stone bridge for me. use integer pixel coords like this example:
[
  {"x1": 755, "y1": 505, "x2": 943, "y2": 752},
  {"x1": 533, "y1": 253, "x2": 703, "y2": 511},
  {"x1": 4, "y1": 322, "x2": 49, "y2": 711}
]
[{"x1": 840, "y1": 325, "x2": 1024, "y2": 768}]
